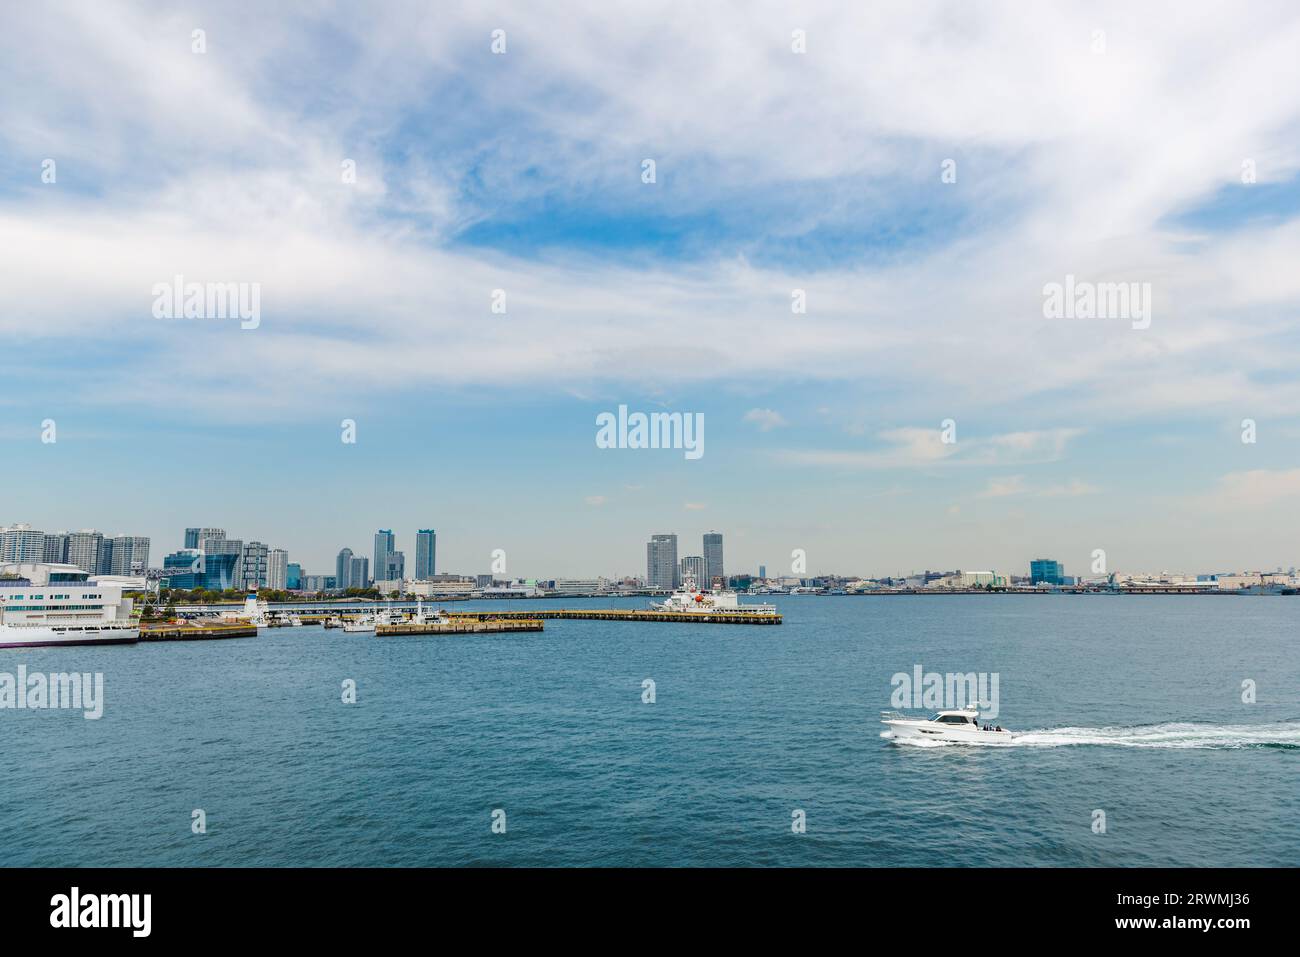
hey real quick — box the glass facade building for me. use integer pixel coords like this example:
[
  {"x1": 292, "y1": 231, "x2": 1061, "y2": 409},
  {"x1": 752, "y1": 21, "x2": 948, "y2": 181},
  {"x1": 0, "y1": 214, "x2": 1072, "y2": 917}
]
[{"x1": 1029, "y1": 559, "x2": 1065, "y2": 585}]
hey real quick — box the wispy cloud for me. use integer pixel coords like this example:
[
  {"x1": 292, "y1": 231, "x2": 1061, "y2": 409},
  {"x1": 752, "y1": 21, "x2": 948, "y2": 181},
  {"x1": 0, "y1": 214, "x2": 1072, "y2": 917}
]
[
  {"x1": 776, "y1": 428, "x2": 1083, "y2": 470},
  {"x1": 743, "y1": 408, "x2": 788, "y2": 432},
  {"x1": 3, "y1": 2, "x2": 1300, "y2": 427},
  {"x1": 1207, "y1": 469, "x2": 1300, "y2": 508}
]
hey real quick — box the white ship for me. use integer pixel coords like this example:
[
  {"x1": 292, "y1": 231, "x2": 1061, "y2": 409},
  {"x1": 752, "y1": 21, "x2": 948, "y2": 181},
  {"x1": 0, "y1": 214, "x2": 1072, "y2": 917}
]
[
  {"x1": 0, "y1": 562, "x2": 139, "y2": 648},
  {"x1": 650, "y1": 577, "x2": 777, "y2": 615},
  {"x1": 881, "y1": 705, "x2": 1014, "y2": 744}
]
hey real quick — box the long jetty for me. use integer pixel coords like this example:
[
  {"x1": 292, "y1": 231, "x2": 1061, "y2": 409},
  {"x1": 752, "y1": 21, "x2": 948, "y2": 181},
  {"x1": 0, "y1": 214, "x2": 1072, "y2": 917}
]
[
  {"x1": 139, "y1": 621, "x2": 258, "y2": 640},
  {"x1": 376, "y1": 618, "x2": 543, "y2": 636},
  {"x1": 446, "y1": 609, "x2": 782, "y2": 625}
]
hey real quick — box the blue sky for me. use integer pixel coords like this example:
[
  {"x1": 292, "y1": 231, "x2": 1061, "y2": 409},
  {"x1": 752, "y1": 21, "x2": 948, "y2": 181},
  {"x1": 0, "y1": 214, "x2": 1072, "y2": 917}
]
[{"x1": 4, "y1": 1, "x2": 1300, "y2": 578}]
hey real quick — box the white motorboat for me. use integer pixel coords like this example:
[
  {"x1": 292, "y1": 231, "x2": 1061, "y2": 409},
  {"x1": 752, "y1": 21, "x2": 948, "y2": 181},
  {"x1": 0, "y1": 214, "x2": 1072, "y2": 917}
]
[
  {"x1": 881, "y1": 705, "x2": 1014, "y2": 744},
  {"x1": 341, "y1": 616, "x2": 376, "y2": 633}
]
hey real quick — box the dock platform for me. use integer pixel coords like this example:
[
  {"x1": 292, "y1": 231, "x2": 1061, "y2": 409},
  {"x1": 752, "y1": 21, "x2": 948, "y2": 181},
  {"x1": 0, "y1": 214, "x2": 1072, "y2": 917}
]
[
  {"x1": 139, "y1": 622, "x2": 258, "y2": 640},
  {"x1": 376, "y1": 619, "x2": 544, "y2": 636},
  {"x1": 445, "y1": 609, "x2": 782, "y2": 625}
]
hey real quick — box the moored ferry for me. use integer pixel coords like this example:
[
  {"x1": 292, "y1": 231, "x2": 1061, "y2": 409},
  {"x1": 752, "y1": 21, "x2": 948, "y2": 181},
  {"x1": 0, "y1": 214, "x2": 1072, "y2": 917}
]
[
  {"x1": 0, "y1": 562, "x2": 139, "y2": 648},
  {"x1": 649, "y1": 577, "x2": 778, "y2": 615}
]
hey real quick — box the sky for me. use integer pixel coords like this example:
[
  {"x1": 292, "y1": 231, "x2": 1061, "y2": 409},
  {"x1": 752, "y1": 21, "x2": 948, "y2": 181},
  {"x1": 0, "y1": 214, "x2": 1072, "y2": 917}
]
[{"x1": 3, "y1": 0, "x2": 1300, "y2": 580}]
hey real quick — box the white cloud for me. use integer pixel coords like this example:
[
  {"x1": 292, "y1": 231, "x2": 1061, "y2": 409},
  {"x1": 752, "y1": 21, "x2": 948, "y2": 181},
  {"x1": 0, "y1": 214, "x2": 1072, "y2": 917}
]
[
  {"x1": 978, "y1": 476, "x2": 1027, "y2": 498},
  {"x1": 3, "y1": 1, "x2": 1300, "y2": 427},
  {"x1": 776, "y1": 427, "x2": 1082, "y2": 470},
  {"x1": 743, "y1": 408, "x2": 788, "y2": 431},
  {"x1": 1209, "y1": 469, "x2": 1300, "y2": 508}
]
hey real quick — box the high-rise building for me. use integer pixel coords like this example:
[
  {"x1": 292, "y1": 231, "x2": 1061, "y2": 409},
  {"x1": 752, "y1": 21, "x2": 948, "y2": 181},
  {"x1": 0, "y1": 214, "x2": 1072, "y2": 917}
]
[
  {"x1": 200, "y1": 536, "x2": 242, "y2": 585},
  {"x1": 415, "y1": 529, "x2": 436, "y2": 579},
  {"x1": 1029, "y1": 559, "x2": 1065, "y2": 585},
  {"x1": 185, "y1": 527, "x2": 225, "y2": 550},
  {"x1": 386, "y1": 550, "x2": 405, "y2": 582},
  {"x1": 758, "y1": 564, "x2": 767, "y2": 579},
  {"x1": 374, "y1": 530, "x2": 395, "y2": 584},
  {"x1": 703, "y1": 531, "x2": 724, "y2": 588},
  {"x1": 1, "y1": 524, "x2": 46, "y2": 563},
  {"x1": 65, "y1": 530, "x2": 105, "y2": 575},
  {"x1": 336, "y1": 548, "x2": 354, "y2": 589},
  {"x1": 108, "y1": 536, "x2": 150, "y2": 575},
  {"x1": 162, "y1": 550, "x2": 203, "y2": 589},
  {"x1": 43, "y1": 531, "x2": 69, "y2": 564},
  {"x1": 348, "y1": 556, "x2": 370, "y2": 590},
  {"x1": 646, "y1": 534, "x2": 679, "y2": 589},
  {"x1": 267, "y1": 549, "x2": 289, "y2": 590},
  {"x1": 240, "y1": 541, "x2": 270, "y2": 591},
  {"x1": 286, "y1": 563, "x2": 302, "y2": 590},
  {"x1": 680, "y1": 555, "x2": 707, "y2": 587}
]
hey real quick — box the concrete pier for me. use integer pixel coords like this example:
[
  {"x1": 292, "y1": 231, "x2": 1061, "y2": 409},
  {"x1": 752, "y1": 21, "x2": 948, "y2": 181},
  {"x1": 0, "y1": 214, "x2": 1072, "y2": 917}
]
[
  {"x1": 445, "y1": 609, "x2": 782, "y2": 625},
  {"x1": 139, "y1": 621, "x2": 258, "y2": 640},
  {"x1": 376, "y1": 618, "x2": 544, "y2": 636}
]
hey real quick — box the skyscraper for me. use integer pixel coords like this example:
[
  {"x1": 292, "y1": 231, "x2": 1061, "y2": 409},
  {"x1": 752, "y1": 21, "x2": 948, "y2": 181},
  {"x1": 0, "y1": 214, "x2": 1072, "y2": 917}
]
[
  {"x1": 65, "y1": 530, "x2": 105, "y2": 575},
  {"x1": 374, "y1": 530, "x2": 395, "y2": 582},
  {"x1": 336, "y1": 548, "x2": 354, "y2": 589},
  {"x1": 0, "y1": 524, "x2": 46, "y2": 562},
  {"x1": 240, "y1": 542, "x2": 270, "y2": 591},
  {"x1": 349, "y1": 556, "x2": 370, "y2": 590},
  {"x1": 680, "y1": 555, "x2": 707, "y2": 587},
  {"x1": 415, "y1": 529, "x2": 436, "y2": 579},
  {"x1": 43, "y1": 531, "x2": 69, "y2": 564},
  {"x1": 703, "y1": 531, "x2": 724, "y2": 588},
  {"x1": 267, "y1": 549, "x2": 289, "y2": 590},
  {"x1": 286, "y1": 563, "x2": 302, "y2": 590},
  {"x1": 185, "y1": 527, "x2": 225, "y2": 550},
  {"x1": 108, "y1": 536, "x2": 150, "y2": 575},
  {"x1": 646, "y1": 534, "x2": 679, "y2": 589}
]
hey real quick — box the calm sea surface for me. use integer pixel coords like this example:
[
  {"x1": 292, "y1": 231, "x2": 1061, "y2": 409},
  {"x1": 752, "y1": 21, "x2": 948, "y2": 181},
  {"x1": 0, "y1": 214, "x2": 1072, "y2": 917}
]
[{"x1": 3, "y1": 595, "x2": 1297, "y2": 866}]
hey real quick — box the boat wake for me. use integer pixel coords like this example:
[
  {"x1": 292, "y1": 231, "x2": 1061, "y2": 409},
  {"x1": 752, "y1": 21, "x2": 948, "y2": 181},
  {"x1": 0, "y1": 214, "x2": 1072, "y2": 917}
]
[{"x1": 882, "y1": 722, "x2": 1300, "y2": 750}]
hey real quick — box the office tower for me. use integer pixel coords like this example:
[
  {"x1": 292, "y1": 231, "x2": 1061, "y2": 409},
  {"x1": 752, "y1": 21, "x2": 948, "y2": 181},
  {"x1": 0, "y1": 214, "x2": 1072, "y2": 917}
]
[
  {"x1": 386, "y1": 550, "x2": 405, "y2": 582},
  {"x1": 1029, "y1": 559, "x2": 1065, "y2": 585},
  {"x1": 336, "y1": 548, "x2": 354, "y2": 589},
  {"x1": 348, "y1": 556, "x2": 370, "y2": 590},
  {"x1": 415, "y1": 529, "x2": 436, "y2": 579},
  {"x1": 185, "y1": 527, "x2": 225, "y2": 550},
  {"x1": 240, "y1": 542, "x2": 270, "y2": 591},
  {"x1": 759, "y1": 564, "x2": 767, "y2": 579},
  {"x1": 162, "y1": 550, "x2": 203, "y2": 589},
  {"x1": 680, "y1": 555, "x2": 707, "y2": 588},
  {"x1": 1, "y1": 524, "x2": 46, "y2": 562},
  {"x1": 703, "y1": 531, "x2": 724, "y2": 587},
  {"x1": 108, "y1": 536, "x2": 150, "y2": 576},
  {"x1": 646, "y1": 534, "x2": 679, "y2": 589},
  {"x1": 267, "y1": 549, "x2": 289, "y2": 590},
  {"x1": 43, "y1": 531, "x2": 69, "y2": 564},
  {"x1": 65, "y1": 530, "x2": 105, "y2": 575},
  {"x1": 286, "y1": 563, "x2": 302, "y2": 590},
  {"x1": 374, "y1": 530, "x2": 395, "y2": 584}
]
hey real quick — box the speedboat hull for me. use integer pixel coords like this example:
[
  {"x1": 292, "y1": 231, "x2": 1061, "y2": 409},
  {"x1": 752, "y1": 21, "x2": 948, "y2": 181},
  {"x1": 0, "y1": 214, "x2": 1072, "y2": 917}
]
[{"x1": 883, "y1": 719, "x2": 1013, "y2": 744}]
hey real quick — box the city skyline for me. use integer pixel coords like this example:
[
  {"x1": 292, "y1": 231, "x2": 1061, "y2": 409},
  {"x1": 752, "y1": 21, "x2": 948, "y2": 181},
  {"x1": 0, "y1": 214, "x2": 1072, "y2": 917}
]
[{"x1": 4, "y1": 518, "x2": 1296, "y2": 586}]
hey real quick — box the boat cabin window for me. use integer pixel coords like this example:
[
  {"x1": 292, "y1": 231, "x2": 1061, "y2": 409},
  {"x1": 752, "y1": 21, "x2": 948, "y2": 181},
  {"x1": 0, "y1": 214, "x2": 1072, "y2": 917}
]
[{"x1": 936, "y1": 714, "x2": 972, "y2": 724}]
